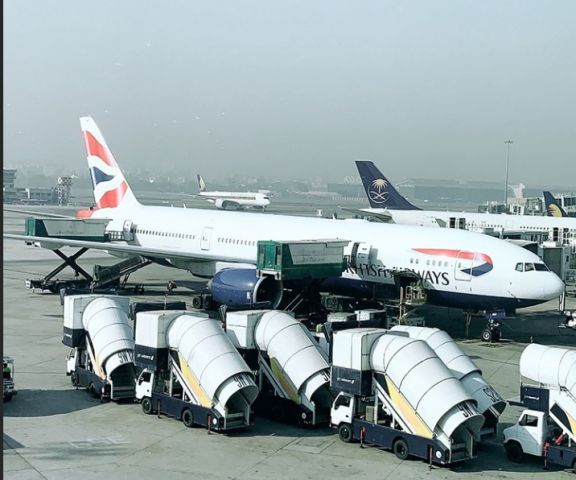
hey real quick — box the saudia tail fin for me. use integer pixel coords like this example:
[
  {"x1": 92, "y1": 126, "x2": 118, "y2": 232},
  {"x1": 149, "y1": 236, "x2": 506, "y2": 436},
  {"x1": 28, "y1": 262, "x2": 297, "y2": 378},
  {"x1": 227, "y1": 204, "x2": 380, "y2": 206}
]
[
  {"x1": 80, "y1": 116, "x2": 140, "y2": 209},
  {"x1": 197, "y1": 174, "x2": 207, "y2": 192},
  {"x1": 543, "y1": 191, "x2": 567, "y2": 217},
  {"x1": 355, "y1": 160, "x2": 420, "y2": 210}
]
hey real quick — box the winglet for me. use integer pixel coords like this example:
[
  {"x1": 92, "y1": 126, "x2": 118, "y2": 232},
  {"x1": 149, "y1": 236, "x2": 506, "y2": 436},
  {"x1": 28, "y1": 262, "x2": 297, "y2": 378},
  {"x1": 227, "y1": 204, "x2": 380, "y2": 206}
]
[
  {"x1": 543, "y1": 191, "x2": 567, "y2": 217},
  {"x1": 355, "y1": 161, "x2": 420, "y2": 210},
  {"x1": 80, "y1": 116, "x2": 140, "y2": 209}
]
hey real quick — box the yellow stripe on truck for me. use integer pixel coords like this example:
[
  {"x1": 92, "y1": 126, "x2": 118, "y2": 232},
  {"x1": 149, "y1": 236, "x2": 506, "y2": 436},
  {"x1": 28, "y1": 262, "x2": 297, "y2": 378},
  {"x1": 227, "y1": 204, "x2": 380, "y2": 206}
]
[
  {"x1": 178, "y1": 353, "x2": 212, "y2": 408},
  {"x1": 386, "y1": 377, "x2": 433, "y2": 439},
  {"x1": 270, "y1": 357, "x2": 300, "y2": 403}
]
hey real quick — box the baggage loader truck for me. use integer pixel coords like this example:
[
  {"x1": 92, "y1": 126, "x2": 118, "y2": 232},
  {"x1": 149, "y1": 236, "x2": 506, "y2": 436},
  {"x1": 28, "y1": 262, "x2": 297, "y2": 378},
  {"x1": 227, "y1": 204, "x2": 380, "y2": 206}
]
[
  {"x1": 64, "y1": 295, "x2": 136, "y2": 401},
  {"x1": 134, "y1": 310, "x2": 258, "y2": 431},
  {"x1": 330, "y1": 328, "x2": 484, "y2": 465},
  {"x1": 503, "y1": 344, "x2": 576, "y2": 470},
  {"x1": 226, "y1": 310, "x2": 333, "y2": 425}
]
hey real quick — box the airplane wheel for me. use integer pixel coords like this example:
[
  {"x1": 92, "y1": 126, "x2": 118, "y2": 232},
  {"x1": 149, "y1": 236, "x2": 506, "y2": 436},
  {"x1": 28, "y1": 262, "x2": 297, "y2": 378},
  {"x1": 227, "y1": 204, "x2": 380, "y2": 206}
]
[
  {"x1": 393, "y1": 438, "x2": 409, "y2": 461},
  {"x1": 338, "y1": 423, "x2": 353, "y2": 443}
]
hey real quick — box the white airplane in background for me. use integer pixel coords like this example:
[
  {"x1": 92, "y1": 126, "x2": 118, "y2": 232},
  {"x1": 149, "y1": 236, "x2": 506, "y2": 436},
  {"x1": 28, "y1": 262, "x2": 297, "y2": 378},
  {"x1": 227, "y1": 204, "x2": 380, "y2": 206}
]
[
  {"x1": 355, "y1": 161, "x2": 576, "y2": 248},
  {"x1": 4, "y1": 117, "x2": 564, "y2": 313},
  {"x1": 196, "y1": 174, "x2": 270, "y2": 210}
]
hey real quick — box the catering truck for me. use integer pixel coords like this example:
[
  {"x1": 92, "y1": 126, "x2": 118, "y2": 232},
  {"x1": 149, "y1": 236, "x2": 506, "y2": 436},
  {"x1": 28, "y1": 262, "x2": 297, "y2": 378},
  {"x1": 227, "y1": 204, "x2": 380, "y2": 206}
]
[
  {"x1": 330, "y1": 328, "x2": 484, "y2": 465},
  {"x1": 134, "y1": 310, "x2": 258, "y2": 431},
  {"x1": 226, "y1": 310, "x2": 333, "y2": 425},
  {"x1": 64, "y1": 295, "x2": 136, "y2": 401},
  {"x1": 503, "y1": 344, "x2": 576, "y2": 470}
]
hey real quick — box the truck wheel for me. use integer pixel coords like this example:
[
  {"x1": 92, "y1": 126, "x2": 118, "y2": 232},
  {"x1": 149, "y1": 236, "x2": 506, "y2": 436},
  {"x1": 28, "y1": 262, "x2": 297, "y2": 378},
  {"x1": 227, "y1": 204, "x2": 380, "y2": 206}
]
[
  {"x1": 70, "y1": 373, "x2": 79, "y2": 387},
  {"x1": 481, "y1": 328, "x2": 493, "y2": 342},
  {"x1": 505, "y1": 441, "x2": 524, "y2": 463},
  {"x1": 338, "y1": 423, "x2": 353, "y2": 443},
  {"x1": 182, "y1": 408, "x2": 194, "y2": 428},
  {"x1": 393, "y1": 438, "x2": 409, "y2": 461},
  {"x1": 141, "y1": 397, "x2": 153, "y2": 414}
]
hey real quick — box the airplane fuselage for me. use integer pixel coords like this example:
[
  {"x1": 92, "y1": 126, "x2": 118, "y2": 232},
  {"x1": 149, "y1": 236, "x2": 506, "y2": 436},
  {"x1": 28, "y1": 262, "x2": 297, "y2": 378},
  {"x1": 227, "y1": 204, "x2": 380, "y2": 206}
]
[
  {"x1": 362, "y1": 208, "x2": 576, "y2": 247},
  {"x1": 94, "y1": 205, "x2": 563, "y2": 311}
]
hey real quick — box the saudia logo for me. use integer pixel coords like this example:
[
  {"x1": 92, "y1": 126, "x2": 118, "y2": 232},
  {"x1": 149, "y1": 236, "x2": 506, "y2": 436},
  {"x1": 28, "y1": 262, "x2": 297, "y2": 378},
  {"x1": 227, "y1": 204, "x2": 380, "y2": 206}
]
[{"x1": 369, "y1": 178, "x2": 388, "y2": 204}]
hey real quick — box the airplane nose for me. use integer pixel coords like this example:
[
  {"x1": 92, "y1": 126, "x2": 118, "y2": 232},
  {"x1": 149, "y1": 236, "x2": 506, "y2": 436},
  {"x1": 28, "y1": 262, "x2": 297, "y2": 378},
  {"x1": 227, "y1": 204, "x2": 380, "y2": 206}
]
[{"x1": 543, "y1": 273, "x2": 565, "y2": 300}]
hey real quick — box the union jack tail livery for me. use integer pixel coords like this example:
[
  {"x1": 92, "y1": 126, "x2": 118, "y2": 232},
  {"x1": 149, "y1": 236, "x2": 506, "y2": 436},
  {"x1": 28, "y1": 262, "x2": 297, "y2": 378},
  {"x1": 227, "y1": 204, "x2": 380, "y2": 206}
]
[{"x1": 80, "y1": 116, "x2": 140, "y2": 210}]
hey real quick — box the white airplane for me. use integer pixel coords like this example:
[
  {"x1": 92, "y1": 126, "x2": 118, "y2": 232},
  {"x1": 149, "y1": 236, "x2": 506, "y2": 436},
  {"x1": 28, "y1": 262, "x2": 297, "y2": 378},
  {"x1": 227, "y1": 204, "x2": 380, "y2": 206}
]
[
  {"x1": 196, "y1": 174, "x2": 270, "y2": 210},
  {"x1": 4, "y1": 117, "x2": 564, "y2": 313},
  {"x1": 355, "y1": 161, "x2": 576, "y2": 247}
]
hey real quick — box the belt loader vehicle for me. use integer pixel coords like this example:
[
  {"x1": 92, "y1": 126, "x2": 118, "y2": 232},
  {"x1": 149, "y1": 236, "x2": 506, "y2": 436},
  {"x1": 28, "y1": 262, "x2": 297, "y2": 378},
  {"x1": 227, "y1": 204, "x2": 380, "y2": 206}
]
[
  {"x1": 134, "y1": 310, "x2": 258, "y2": 431},
  {"x1": 226, "y1": 310, "x2": 333, "y2": 425},
  {"x1": 330, "y1": 328, "x2": 484, "y2": 465},
  {"x1": 503, "y1": 344, "x2": 576, "y2": 470},
  {"x1": 64, "y1": 295, "x2": 136, "y2": 401}
]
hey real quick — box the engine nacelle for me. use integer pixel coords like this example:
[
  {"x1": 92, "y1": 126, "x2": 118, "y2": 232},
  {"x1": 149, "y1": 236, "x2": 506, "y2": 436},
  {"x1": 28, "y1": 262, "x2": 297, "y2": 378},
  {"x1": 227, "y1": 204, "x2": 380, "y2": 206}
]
[
  {"x1": 210, "y1": 268, "x2": 283, "y2": 309},
  {"x1": 214, "y1": 198, "x2": 226, "y2": 209}
]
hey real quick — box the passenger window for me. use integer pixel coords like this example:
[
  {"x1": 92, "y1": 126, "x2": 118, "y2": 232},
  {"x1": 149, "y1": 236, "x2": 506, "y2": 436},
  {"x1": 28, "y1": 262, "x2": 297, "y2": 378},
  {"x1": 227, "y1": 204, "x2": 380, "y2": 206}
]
[
  {"x1": 525, "y1": 263, "x2": 535, "y2": 272},
  {"x1": 515, "y1": 263, "x2": 523, "y2": 272}
]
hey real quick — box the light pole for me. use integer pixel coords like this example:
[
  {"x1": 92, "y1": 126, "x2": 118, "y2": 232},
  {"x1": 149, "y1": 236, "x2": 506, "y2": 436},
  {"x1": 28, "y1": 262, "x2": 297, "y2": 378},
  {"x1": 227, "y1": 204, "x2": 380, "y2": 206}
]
[{"x1": 504, "y1": 140, "x2": 513, "y2": 210}]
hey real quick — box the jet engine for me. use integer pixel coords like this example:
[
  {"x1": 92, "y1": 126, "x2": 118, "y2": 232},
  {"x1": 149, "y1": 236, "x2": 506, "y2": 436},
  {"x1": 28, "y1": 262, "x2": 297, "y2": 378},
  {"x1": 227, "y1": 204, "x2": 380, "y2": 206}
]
[{"x1": 209, "y1": 268, "x2": 283, "y2": 309}]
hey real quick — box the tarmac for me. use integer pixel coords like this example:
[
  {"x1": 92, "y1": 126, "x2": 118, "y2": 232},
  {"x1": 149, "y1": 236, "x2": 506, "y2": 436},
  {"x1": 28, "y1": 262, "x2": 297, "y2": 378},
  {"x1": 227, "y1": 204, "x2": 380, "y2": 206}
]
[{"x1": 3, "y1": 206, "x2": 576, "y2": 479}]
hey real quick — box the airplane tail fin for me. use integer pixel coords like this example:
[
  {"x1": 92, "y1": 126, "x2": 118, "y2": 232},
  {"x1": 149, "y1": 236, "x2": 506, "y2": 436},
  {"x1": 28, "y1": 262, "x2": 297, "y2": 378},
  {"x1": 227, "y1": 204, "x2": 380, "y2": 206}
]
[
  {"x1": 355, "y1": 161, "x2": 420, "y2": 210},
  {"x1": 543, "y1": 191, "x2": 567, "y2": 217},
  {"x1": 80, "y1": 116, "x2": 140, "y2": 210},
  {"x1": 197, "y1": 174, "x2": 206, "y2": 192}
]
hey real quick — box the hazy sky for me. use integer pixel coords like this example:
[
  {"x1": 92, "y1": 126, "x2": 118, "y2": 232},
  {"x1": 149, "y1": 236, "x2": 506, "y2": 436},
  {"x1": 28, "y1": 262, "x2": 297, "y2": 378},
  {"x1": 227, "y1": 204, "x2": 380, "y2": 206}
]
[{"x1": 4, "y1": 1, "x2": 576, "y2": 186}]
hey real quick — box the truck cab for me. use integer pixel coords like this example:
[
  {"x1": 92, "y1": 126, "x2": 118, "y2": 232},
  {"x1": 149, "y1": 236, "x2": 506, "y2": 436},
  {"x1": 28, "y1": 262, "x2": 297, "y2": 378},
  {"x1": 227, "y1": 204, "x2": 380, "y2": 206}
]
[
  {"x1": 330, "y1": 392, "x2": 366, "y2": 442},
  {"x1": 503, "y1": 410, "x2": 547, "y2": 459},
  {"x1": 135, "y1": 370, "x2": 153, "y2": 401}
]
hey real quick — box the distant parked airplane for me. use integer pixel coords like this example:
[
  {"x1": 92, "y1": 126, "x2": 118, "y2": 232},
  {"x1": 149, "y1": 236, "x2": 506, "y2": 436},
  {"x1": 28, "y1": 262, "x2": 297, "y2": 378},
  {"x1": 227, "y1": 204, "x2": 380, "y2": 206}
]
[
  {"x1": 354, "y1": 161, "x2": 576, "y2": 247},
  {"x1": 543, "y1": 191, "x2": 568, "y2": 217},
  {"x1": 196, "y1": 174, "x2": 270, "y2": 210}
]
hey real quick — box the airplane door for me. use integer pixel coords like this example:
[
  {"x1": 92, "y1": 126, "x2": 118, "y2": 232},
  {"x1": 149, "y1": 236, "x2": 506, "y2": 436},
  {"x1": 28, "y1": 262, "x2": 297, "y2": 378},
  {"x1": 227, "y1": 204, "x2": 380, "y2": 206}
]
[
  {"x1": 201, "y1": 227, "x2": 213, "y2": 251},
  {"x1": 454, "y1": 251, "x2": 473, "y2": 281},
  {"x1": 123, "y1": 220, "x2": 135, "y2": 242}
]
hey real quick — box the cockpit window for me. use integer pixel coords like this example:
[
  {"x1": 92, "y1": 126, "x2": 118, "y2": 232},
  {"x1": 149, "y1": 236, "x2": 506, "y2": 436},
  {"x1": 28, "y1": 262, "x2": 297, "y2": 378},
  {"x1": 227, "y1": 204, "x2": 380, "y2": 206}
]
[
  {"x1": 534, "y1": 263, "x2": 549, "y2": 271},
  {"x1": 515, "y1": 263, "x2": 523, "y2": 272},
  {"x1": 524, "y1": 263, "x2": 535, "y2": 272}
]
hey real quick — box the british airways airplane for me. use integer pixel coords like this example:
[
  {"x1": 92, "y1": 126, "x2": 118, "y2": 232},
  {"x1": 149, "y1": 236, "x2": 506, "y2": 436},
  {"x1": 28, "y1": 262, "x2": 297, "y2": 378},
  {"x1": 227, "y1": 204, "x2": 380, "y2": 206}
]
[
  {"x1": 355, "y1": 161, "x2": 576, "y2": 248},
  {"x1": 5, "y1": 118, "x2": 564, "y2": 312}
]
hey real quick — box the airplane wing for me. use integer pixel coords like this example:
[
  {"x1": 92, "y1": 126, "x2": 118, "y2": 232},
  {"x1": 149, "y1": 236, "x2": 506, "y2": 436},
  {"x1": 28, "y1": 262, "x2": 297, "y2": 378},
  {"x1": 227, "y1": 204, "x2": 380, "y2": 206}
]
[
  {"x1": 338, "y1": 207, "x2": 394, "y2": 223},
  {"x1": 3, "y1": 208, "x2": 75, "y2": 219},
  {"x1": 3, "y1": 234, "x2": 243, "y2": 264}
]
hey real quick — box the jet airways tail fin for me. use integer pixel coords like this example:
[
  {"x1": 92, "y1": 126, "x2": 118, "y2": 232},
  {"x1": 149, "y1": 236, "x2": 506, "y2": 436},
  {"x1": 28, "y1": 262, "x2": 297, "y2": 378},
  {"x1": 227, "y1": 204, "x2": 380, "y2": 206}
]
[
  {"x1": 355, "y1": 160, "x2": 420, "y2": 210},
  {"x1": 543, "y1": 191, "x2": 567, "y2": 217},
  {"x1": 80, "y1": 116, "x2": 140, "y2": 209},
  {"x1": 197, "y1": 174, "x2": 207, "y2": 192}
]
